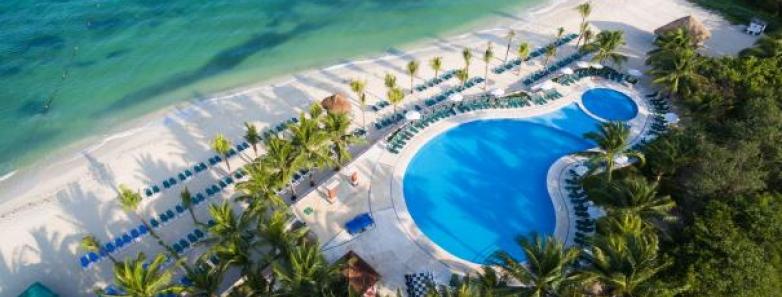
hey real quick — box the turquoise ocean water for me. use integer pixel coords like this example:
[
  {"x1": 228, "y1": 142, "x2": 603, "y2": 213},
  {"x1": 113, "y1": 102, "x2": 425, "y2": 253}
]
[{"x1": 0, "y1": 0, "x2": 544, "y2": 175}]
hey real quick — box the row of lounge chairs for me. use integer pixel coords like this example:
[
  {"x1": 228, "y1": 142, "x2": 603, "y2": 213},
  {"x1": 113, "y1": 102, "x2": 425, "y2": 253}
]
[
  {"x1": 371, "y1": 100, "x2": 391, "y2": 112},
  {"x1": 523, "y1": 52, "x2": 586, "y2": 86},
  {"x1": 564, "y1": 170, "x2": 595, "y2": 247},
  {"x1": 386, "y1": 90, "x2": 564, "y2": 154},
  {"x1": 142, "y1": 117, "x2": 299, "y2": 199},
  {"x1": 79, "y1": 168, "x2": 248, "y2": 271},
  {"x1": 414, "y1": 69, "x2": 457, "y2": 92},
  {"x1": 373, "y1": 77, "x2": 485, "y2": 131},
  {"x1": 556, "y1": 67, "x2": 639, "y2": 86},
  {"x1": 493, "y1": 33, "x2": 579, "y2": 75}
]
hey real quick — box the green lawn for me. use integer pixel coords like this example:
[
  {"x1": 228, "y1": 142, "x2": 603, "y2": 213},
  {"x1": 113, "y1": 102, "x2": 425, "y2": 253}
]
[{"x1": 689, "y1": 0, "x2": 781, "y2": 31}]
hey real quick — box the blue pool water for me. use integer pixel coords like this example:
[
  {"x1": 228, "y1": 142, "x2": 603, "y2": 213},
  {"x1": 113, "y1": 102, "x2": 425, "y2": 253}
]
[
  {"x1": 403, "y1": 104, "x2": 603, "y2": 264},
  {"x1": 581, "y1": 88, "x2": 638, "y2": 121}
]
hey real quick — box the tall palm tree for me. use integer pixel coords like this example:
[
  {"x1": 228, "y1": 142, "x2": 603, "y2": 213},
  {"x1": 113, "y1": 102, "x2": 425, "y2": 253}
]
[
  {"x1": 483, "y1": 42, "x2": 494, "y2": 90},
  {"x1": 384, "y1": 73, "x2": 397, "y2": 89},
  {"x1": 740, "y1": 31, "x2": 782, "y2": 58},
  {"x1": 429, "y1": 56, "x2": 443, "y2": 79},
  {"x1": 263, "y1": 136, "x2": 304, "y2": 199},
  {"x1": 80, "y1": 235, "x2": 118, "y2": 264},
  {"x1": 236, "y1": 161, "x2": 286, "y2": 214},
  {"x1": 462, "y1": 48, "x2": 472, "y2": 76},
  {"x1": 407, "y1": 60, "x2": 420, "y2": 93},
  {"x1": 455, "y1": 69, "x2": 469, "y2": 87},
  {"x1": 116, "y1": 185, "x2": 179, "y2": 259},
  {"x1": 244, "y1": 122, "x2": 261, "y2": 158},
  {"x1": 182, "y1": 259, "x2": 226, "y2": 297},
  {"x1": 348, "y1": 79, "x2": 368, "y2": 130},
  {"x1": 273, "y1": 242, "x2": 345, "y2": 297},
  {"x1": 580, "y1": 29, "x2": 594, "y2": 52},
  {"x1": 212, "y1": 134, "x2": 233, "y2": 170},
  {"x1": 205, "y1": 202, "x2": 261, "y2": 275},
  {"x1": 98, "y1": 252, "x2": 183, "y2": 297},
  {"x1": 290, "y1": 112, "x2": 332, "y2": 187},
  {"x1": 580, "y1": 231, "x2": 672, "y2": 297},
  {"x1": 180, "y1": 187, "x2": 201, "y2": 226},
  {"x1": 579, "y1": 121, "x2": 645, "y2": 182},
  {"x1": 650, "y1": 48, "x2": 703, "y2": 96},
  {"x1": 585, "y1": 30, "x2": 627, "y2": 67},
  {"x1": 596, "y1": 176, "x2": 676, "y2": 227},
  {"x1": 324, "y1": 112, "x2": 365, "y2": 169},
  {"x1": 517, "y1": 42, "x2": 531, "y2": 75},
  {"x1": 576, "y1": 22, "x2": 589, "y2": 48},
  {"x1": 575, "y1": 2, "x2": 592, "y2": 47},
  {"x1": 257, "y1": 210, "x2": 309, "y2": 258},
  {"x1": 543, "y1": 45, "x2": 557, "y2": 67},
  {"x1": 387, "y1": 87, "x2": 405, "y2": 114},
  {"x1": 504, "y1": 29, "x2": 516, "y2": 62},
  {"x1": 557, "y1": 27, "x2": 566, "y2": 39},
  {"x1": 492, "y1": 234, "x2": 580, "y2": 297}
]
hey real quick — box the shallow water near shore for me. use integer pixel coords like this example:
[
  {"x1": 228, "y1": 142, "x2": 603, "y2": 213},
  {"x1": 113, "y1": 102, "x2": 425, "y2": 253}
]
[{"x1": 0, "y1": 0, "x2": 546, "y2": 175}]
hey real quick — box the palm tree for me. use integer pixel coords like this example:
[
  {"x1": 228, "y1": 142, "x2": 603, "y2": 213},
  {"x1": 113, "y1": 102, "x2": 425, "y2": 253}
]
[
  {"x1": 349, "y1": 79, "x2": 368, "y2": 130},
  {"x1": 585, "y1": 30, "x2": 627, "y2": 67},
  {"x1": 429, "y1": 56, "x2": 443, "y2": 79},
  {"x1": 504, "y1": 29, "x2": 516, "y2": 62},
  {"x1": 387, "y1": 87, "x2": 405, "y2": 114},
  {"x1": 740, "y1": 31, "x2": 782, "y2": 58},
  {"x1": 257, "y1": 210, "x2": 309, "y2": 258},
  {"x1": 212, "y1": 134, "x2": 233, "y2": 170},
  {"x1": 273, "y1": 242, "x2": 345, "y2": 297},
  {"x1": 462, "y1": 48, "x2": 472, "y2": 76},
  {"x1": 576, "y1": 22, "x2": 590, "y2": 48},
  {"x1": 236, "y1": 162, "x2": 286, "y2": 214},
  {"x1": 595, "y1": 176, "x2": 676, "y2": 227},
  {"x1": 492, "y1": 234, "x2": 580, "y2": 297},
  {"x1": 182, "y1": 259, "x2": 226, "y2": 297},
  {"x1": 517, "y1": 42, "x2": 531, "y2": 75},
  {"x1": 580, "y1": 28, "x2": 594, "y2": 52},
  {"x1": 579, "y1": 231, "x2": 672, "y2": 297},
  {"x1": 557, "y1": 26, "x2": 566, "y2": 39},
  {"x1": 290, "y1": 112, "x2": 332, "y2": 187},
  {"x1": 263, "y1": 136, "x2": 304, "y2": 199},
  {"x1": 579, "y1": 121, "x2": 645, "y2": 182},
  {"x1": 116, "y1": 185, "x2": 179, "y2": 259},
  {"x1": 80, "y1": 235, "x2": 118, "y2": 264},
  {"x1": 575, "y1": 2, "x2": 592, "y2": 47},
  {"x1": 384, "y1": 72, "x2": 397, "y2": 89},
  {"x1": 483, "y1": 42, "x2": 494, "y2": 90},
  {"x1": 455, "y1": 69, "x2": 469, "y2": 87},
  {"x1": 543, "y1": 45, "x2": 557, "y2": 67},
  {"x1": 180, "y1": 187, "x2": 201, "y2": 226},
  {"x1": 324, "y1": 112, "x2": 365, "y2": 169},
  {"x1": 244, "y1": 122, "x2": 261, "y2": 157},
  {"x1": 98, "y1": 252, "x2": 183, "y2": 297},
  {"x1": 205, "y1": 202, "x2": 259, "y2": 273},
  {"x1": 407, "y1": 60, "x2": 420, "y2": 92},
  {"x1": 650, "y1": 48, "x2": 703, "y2": 96}
]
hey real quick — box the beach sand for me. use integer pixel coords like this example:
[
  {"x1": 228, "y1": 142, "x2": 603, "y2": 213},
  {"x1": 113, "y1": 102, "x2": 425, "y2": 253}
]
[{"x1": 0, "y1": 0, "x2": 757, "y2": 294}]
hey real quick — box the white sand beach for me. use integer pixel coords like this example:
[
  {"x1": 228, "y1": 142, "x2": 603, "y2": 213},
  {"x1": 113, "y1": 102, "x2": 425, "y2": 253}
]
[{"x1": 0, "y1": 0, "x2": 758, "y2": 295}]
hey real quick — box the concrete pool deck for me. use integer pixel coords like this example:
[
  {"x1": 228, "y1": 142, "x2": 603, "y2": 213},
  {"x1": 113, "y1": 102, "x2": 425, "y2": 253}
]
[{"x1": 292, "y1": 77, "x2": 655, "y2": 293}]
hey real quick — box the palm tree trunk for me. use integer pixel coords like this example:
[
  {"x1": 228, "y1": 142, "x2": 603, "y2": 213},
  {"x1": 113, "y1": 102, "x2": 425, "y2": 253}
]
[
  {"x1": 410, "y1": 77, "x2": 414, "y2": 94},
  {"x1": 252, "y1": 145, "x2": 258, "y2": 158},
  {"x1": 505, "y1": 44, "x2": 511, "y2": 63},
  {"x1": 188, "y1": 208, "x2": 201, "y2": 226},
  {"x1": 289, "y1": 181, "x2": 297, "y2": 198},
  {"x1": 361, "y1": 110, "x2": 366, "y2": 132},
  {"x1": 136, "y1": 214, "x2": 180, "y2": 261},
  {"x1": 434, "y1": 69, "x2": 439, "y2": 79},
  {"x1": 484, "y1": 64, "x2": 489, "y2": 90},
  {"x1": 309, "y1": 173, "x2": 316, "y2": 187},
  {"x1": 224, "y1": 155, "x2": 231, "y2": 171}
]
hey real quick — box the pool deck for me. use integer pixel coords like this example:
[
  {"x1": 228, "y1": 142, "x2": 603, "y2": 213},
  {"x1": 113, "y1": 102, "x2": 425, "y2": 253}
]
[{"x1": 291, "y1": 77, "x2": 655, "y2": 293}]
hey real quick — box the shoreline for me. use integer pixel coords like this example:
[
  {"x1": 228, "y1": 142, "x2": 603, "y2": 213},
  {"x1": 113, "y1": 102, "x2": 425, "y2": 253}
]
[{"x1": 0, "y1": 0, "x2": 564, "y2": 209}]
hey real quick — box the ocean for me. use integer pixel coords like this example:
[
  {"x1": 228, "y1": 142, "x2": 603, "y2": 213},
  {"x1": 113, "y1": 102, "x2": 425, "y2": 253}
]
[{"x1": 0, "y1": 0, "x2": 545, "y2": 176}]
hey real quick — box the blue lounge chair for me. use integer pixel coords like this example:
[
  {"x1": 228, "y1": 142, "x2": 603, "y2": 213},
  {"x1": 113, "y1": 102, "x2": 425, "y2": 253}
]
[
  {"x1": 178, "y1": 173, "x2": 186, "y2": 181},
  {"x1": 114, "y1": 238, "x2": 124, "y2": 249},
  {"x1": 130, "y1": 229, "x2": 140, "y2": 239},
  {"x1": 152, "y1": 185, "x2": 160, "y2": 193},
  {"x1": 165, "y1": 210, "x2": 175, "y2": 219},
  {"x1": 122, "y1": 234, "x2": 132, "y2": 245},
  {"x1": 80, "y1": 256, "x2": 90, "y2": 269},
  {"x1": 150, "y1": 218, "x2": 160, "y2": 228},
  {"x1": 88, "y1": 252, "x2": 99, "y2": 262},
  {"x1": 169, "y1": 177, "x2": 177, "y2": 185},
  {"x1": 145, "y1": 188, "x2": 153, "y2": 197},
  {"x1": 138, "y1": 225, "x2": 148, "y2": 236},
  {"x1": 188, "y1": 234, "x2": 198, "y2": 244},
  {"x1": 105, "y1": 242, "x2": 115, "y2": 253},
  {"x1": 345, "y1": 213, "x2": 375, "y2": 235},
  {"x1": 194, "y1": 229, "x2": 205, "y2": 238},
  {"x1": 176, "y1": 205, "x2": 185, "y2": 214},
  {"x1": 163, "y1": 180, "x2": 170, "y2": 188}
]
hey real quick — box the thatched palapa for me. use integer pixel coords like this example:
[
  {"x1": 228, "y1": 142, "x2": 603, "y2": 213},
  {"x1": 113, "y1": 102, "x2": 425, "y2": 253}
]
[
  {"x1": 321, "y1": 93, "x2": 352, "y2": 115},
  {"x1": 341, "y1": 251, "x2": 379, "y2": 296},
  {"x1": 654, "y1": 15, "x2": 711, "y2": 45}
]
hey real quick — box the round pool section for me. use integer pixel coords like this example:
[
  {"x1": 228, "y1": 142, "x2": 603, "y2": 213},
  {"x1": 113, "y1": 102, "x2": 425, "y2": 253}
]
[
  {"x1": 581, "y1": 88, "x2": 638, "y2": 121},
  {"x1": 402, "y1": 104, "x2": 601, "y2": 264}
]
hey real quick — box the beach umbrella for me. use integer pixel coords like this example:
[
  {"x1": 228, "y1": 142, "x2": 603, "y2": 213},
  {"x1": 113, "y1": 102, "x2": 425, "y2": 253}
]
[
  {"x1": 576, "y1": 61, "x2": 591, "y2": 68},
  {"x1": 490, "y1": 88, "x2": 505, "y2": 97},
  {"x1": 560, "y1": 67, "x2": 574, "y2": 75},
  {"x1": 448, "y1": 93, "x2": 464, "y2": 102},
  {"x1": 664, "y1": 112, "x2": 680, "y2": 124},
  {"x1": 628, "y1": 69, "x2": 643, "y2": 77},
  {"x1": 405, "y1": 110, "x2": 421, "y2": 121},
  {"x1": 574, "y1": 165, "x2": 589, "y2": 176},
  {"x1": 591, "y1": 63, "x2": 604, "y2": 69},
  {"x1": 541, "y1": 81, "x2": 555, "y2": 90}
]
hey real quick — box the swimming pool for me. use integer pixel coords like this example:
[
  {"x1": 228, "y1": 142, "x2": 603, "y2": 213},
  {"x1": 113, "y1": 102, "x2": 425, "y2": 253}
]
[
  {"x1": 581, "y1": 88, "x2": 638, "y2": 121},
  {"x1": 402, "y1": 104, "x2": 603, "y2": 264}
]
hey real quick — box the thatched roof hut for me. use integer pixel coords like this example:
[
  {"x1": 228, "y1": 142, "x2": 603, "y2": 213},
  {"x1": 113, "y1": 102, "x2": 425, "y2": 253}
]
[
  {"x1": 341, "y1": 251, "x2": 379, "y2": 296},
  {"x1": 321, "y1": 93, "x2": 352, "y2": 115},
  {"x1": 654, "y1": 16, "x2": 711, "y2": 45}
]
